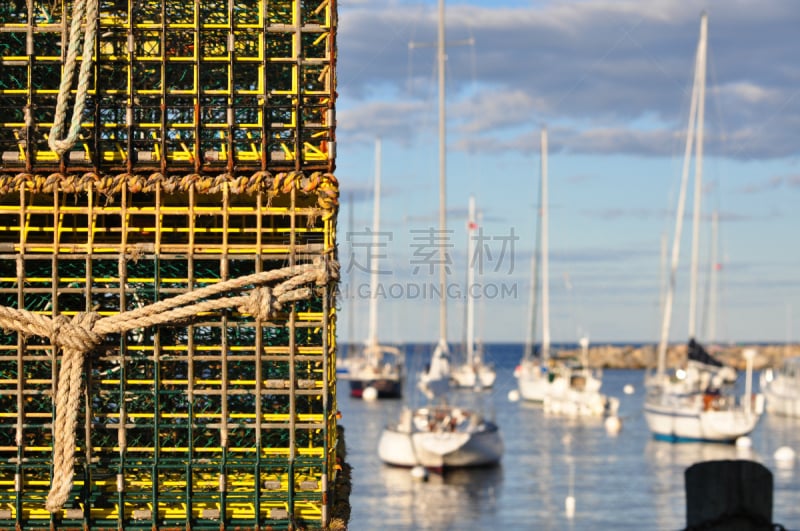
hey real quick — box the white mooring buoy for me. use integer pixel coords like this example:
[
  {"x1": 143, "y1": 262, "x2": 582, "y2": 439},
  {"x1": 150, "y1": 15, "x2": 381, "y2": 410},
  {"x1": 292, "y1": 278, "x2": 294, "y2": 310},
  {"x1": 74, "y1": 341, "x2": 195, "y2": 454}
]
[
  {"x1": 507, "y1": 389, "x2": 520, "y2": 402},
  {"x1": 362, "y1": 386, "x2": 378, "y2": 401},
  {"x1": 565, "y1": 495, "x2": 576, "y2": 519},
  {"x1": 774, "y1": 446, "x2": 795, "y2": 468},
  {"x1": 410, "y1": 466, "x2": 429, "y2": 481},
  {"x1": 604, "y1": 415, "x2": 622, "y2": 435}
]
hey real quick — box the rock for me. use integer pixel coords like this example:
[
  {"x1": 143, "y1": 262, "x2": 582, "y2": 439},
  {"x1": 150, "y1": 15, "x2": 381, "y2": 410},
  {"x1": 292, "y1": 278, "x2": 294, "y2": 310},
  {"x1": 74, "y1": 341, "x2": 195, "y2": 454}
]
[{"x1": 562, "y1": 343, "x2": 800, "y2": 370}]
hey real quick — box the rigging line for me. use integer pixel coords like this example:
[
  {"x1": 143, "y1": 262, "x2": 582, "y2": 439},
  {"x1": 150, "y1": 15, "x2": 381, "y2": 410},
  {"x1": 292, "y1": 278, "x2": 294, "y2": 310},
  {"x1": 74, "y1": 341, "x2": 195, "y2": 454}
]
[
  {"x1": 404, "y1": 2, "x2": 430, "y2": 99},
  {"x1": 463, "y1": 23, "x2": 480, "y2": 191},
  {"x1": 706, "y1": 45, "x2": 729, "y2": 157}
]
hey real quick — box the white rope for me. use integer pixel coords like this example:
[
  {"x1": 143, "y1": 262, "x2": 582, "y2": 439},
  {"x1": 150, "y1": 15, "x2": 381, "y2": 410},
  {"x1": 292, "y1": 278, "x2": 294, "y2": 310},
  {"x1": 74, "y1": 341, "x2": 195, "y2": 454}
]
[
  {"x1": 0, "y1": 260, "x2": 337, "y2": 512},
  {"x1": 48, "y1": 0, "x2": 99, "y2": 155}
]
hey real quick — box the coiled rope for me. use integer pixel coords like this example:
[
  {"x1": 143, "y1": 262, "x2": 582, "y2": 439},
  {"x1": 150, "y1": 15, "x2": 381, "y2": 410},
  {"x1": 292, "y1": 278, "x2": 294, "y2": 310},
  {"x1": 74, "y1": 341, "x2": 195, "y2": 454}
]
[
  {"x1": 48, "y1": 0, "x2": 99, "y2": 155},
  {"x1": 0, "y1": 260, "x2": 338, "y2": 513},
  {"x1": 0, "y1": 171, "x2": 340, "y2": 215}
]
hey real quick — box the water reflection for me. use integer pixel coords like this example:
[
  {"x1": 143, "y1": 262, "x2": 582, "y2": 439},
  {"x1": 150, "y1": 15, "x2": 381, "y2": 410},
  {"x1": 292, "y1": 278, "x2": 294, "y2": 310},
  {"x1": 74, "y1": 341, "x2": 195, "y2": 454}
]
[
  {"x1": 376, "y1": 465, "x2": 503, "y2": 530},
  {"x1": 755, "y1": 414, "x2": 800, "y2": 483},
  {"x1": 342, "y1": 361, "x2": 800, "y2": 530},
  {"x1": 645, "y1": 439, "x2": 753, "y2": 469}
]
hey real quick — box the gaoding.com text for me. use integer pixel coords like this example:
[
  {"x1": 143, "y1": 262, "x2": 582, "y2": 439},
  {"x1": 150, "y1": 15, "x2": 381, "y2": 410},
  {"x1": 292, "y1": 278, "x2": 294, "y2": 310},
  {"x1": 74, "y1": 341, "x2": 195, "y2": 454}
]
[{"x1": 337, "y1": 282, "x2": 518, "y2": 300}]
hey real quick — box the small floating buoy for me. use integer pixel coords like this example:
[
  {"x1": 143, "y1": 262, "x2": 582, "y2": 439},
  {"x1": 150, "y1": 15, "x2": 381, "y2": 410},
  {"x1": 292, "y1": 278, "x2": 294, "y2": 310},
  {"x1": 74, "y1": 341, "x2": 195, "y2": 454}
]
[
  {"x1": 735, "y1": 436, "x2": 753, "y2": 457},
  {"x1": 774, "y1": 446, "x2": 795, "y2": 467},
  {"x1": 565, "y1": 495, "x2": 575, "y2": 518},
  {"x1": 507, "y1": 390, "x2": 520, "y2": 402},
  {"x1": 410, "y1": 466, "x2": 428, "y2": 481},
  {"x1": 604, "y1": 415, "x2": 622, "y2": 435},
  {"x1": 362, "y1": 387, "x2": 378, "y2": 401},
  {"x1": 623, "y1": 384, "x2": 635, "y2": 395}
]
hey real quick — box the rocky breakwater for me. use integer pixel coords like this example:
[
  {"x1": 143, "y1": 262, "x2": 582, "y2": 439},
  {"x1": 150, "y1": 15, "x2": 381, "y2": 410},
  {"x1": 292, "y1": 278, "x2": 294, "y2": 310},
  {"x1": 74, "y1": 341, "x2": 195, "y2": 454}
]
[{"x1": 556, "y1": 343, "x2": 800, "y2": 371}]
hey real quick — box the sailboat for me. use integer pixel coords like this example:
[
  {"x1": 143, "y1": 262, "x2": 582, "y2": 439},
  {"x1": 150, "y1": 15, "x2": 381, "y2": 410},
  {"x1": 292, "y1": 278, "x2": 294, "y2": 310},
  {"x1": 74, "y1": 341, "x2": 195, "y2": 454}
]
[
  {"x1": 643, "y1": 13, "x2": 763, "y2": 442},
  {"x1": 516, "y1": 128, "x2": 554, "y2": 402},
  {"x1": 451, "y1": 196, "x2": 497, "y2": 389},
  {"x1": 348, "y1": 139, "x2": 404, "y2": 399},
  {"x1": 760, "y1": 356, "x2": 800, "y2": 417},
  {"x1": 760, "y1": 304, "x2": 800, "y2": 416},
  {"x1": 543, "y1": 337, "x2": 619, "y2": 417},
  {"x1": 514, "y1": 129, "x2": 616, "y2": 416},
  {"x1": 378, "y1": 0, "x2": 503, "y2": 469}
]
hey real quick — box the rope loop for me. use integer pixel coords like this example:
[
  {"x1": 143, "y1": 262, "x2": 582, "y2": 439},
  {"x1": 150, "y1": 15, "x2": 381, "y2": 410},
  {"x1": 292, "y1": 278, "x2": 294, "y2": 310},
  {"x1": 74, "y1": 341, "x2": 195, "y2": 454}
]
[{"x1": 48, "y1": 0, "x2": 99, "y2": 155}]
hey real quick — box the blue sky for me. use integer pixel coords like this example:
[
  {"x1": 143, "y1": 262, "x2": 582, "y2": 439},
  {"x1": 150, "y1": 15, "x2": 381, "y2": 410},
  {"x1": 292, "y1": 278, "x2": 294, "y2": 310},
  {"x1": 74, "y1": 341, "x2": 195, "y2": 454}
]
[{"x1": 334, "y1": 0, "x2": 800, "y2": 345}]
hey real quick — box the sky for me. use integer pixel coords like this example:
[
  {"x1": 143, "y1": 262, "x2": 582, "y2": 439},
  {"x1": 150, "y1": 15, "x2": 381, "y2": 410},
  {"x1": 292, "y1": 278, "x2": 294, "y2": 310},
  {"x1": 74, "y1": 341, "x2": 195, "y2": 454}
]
[{"x1": 333, "y1": 0, "x2": 800, "y2": 346}]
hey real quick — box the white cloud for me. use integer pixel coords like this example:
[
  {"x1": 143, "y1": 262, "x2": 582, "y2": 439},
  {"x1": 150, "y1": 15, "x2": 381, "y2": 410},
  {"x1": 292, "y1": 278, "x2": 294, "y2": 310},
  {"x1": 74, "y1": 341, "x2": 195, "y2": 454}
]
[
  {"x1": 336, "y1": 0, "x2": 800, "y2": 159},
  {"x1": 716, "y1": 82, "x2": 781, "y2": 105}
]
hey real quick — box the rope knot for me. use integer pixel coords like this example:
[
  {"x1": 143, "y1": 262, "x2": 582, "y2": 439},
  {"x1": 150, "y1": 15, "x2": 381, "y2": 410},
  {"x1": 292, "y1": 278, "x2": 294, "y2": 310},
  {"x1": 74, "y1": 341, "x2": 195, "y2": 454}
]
[
  {"x1": 50, "y1": 312, "x2": 102, "y2": 354},
  {"x1": 239, "y1": 287, "x2": 279, "y2": 321},
  {"x1": 316, "y1": 258, "x2": 339, "y2": 285}
]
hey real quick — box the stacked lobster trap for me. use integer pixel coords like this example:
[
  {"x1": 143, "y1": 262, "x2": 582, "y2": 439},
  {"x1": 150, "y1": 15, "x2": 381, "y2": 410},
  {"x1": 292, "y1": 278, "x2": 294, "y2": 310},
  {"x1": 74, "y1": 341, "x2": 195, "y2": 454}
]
[{"x1": 0, "y1": 0, "x2": 340, "y2": 529}]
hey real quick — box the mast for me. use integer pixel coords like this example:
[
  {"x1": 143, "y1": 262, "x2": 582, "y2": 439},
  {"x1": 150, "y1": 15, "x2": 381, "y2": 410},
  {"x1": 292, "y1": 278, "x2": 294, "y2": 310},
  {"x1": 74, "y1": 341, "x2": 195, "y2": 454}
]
[
  {"x1": 706, "y1": 210, "x2": 719, "y2": 343},
  {"x1": 688, "y1": 12, "x2": 708, "y2": 340},
  {"x1": 656, "y1": 13, "x2": 706, "y2": 378},
  {"x1": 437, "y1": 0, "x2": 448, "y2": 349},
  {"x1": 466, "y1": 196, "x2": 476, "y2": 365},
  {"x1": 367, "y1": 138, "x2": 382, "y2": 349},
  {"x1": 523, "y1": 239, "x2": 538, "y2": 360},
  {"x1": 658, "y1": 231, "x2": 668, "y2": 333},
  {"x1": 540, "y1": 128, "x2": 550, "y2": 361}
]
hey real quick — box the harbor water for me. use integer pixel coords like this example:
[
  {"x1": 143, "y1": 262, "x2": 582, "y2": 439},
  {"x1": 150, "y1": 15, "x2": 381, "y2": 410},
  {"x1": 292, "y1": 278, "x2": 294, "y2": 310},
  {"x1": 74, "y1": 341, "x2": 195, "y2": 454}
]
[{"x1": 339, "y1": 343, "x2": 800, "y2": 530}]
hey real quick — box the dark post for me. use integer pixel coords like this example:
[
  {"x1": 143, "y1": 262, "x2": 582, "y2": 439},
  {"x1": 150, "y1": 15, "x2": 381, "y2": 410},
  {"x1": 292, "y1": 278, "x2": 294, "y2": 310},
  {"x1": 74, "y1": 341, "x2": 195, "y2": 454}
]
[{"x1": 685, "y1": 459, "x2": 774, "y2": 530}]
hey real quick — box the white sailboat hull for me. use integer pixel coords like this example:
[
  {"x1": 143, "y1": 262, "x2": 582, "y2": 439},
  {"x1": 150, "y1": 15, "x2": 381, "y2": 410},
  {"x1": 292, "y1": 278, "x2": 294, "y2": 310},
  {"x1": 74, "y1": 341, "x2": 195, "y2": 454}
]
[
  {"x1": 516, "y1": 361, "x2": 551, "y2": 402},
  {"x1": 347, "y1": 345, "x2": 404, "y2": 399},
  {"x1": 544, "y1": 388, "x2": 619, "y2": 417},
  {"x1": 378, "y1": 405, "x2": 503, "y2": 469},
  {"x1": 378, "y1": 425, "x2": 503, "y2": 469},
  {"x1": 451, "y1": 364, "x2": 496, "y2": 389},
  {"x1": 644, "y1": 388, "x2": 763, "y2": 443},
  {"x1": 763, "y1": 389, "x2": 800, "y2": 417},
  {"x1": 761, "y1": 359, "x2": 800, "y2": 417}
]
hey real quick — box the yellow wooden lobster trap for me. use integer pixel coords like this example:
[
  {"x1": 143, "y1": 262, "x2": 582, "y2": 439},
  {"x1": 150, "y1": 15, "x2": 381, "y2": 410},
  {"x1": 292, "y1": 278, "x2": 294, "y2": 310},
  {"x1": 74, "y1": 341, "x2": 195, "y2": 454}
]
[{"x1": 0, "y1": 0, "x2": 340, "y2": 529}]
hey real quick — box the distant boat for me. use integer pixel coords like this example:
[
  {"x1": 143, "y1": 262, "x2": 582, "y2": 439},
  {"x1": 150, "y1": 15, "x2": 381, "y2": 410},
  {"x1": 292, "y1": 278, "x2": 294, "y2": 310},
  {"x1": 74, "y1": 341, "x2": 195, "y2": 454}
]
[
  {"x1": 643, "y1": 13, "x2": 763, "y2": 443},
  {"x1": 377, "y1": 402, "x2": 504, "y2": 469},
  {"x1": 348, "y1": 139, "x2": 404, "y2": 399},
  {"x1": 543, "y1": 337, "x2": 619, "y2": 417},
  {"x1": 761, "y1": 357, "x2": 800, "y2": 417},
  {"x1": 417, "y1": 340, "x2": 453, "y2": 400},
  {"x1": 450, "y1": 196, "x2": 497, "y2": 390},
  {"x1": 379, "y1": 0, "x2": 502, "y2": 470}
]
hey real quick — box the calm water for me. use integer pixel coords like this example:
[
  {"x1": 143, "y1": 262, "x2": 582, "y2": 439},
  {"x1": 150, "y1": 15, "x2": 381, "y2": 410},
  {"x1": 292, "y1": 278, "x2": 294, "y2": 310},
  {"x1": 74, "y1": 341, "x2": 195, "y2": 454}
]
[{"x1": 338, "y1": 343, "x2": 800, "y2": 530}]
